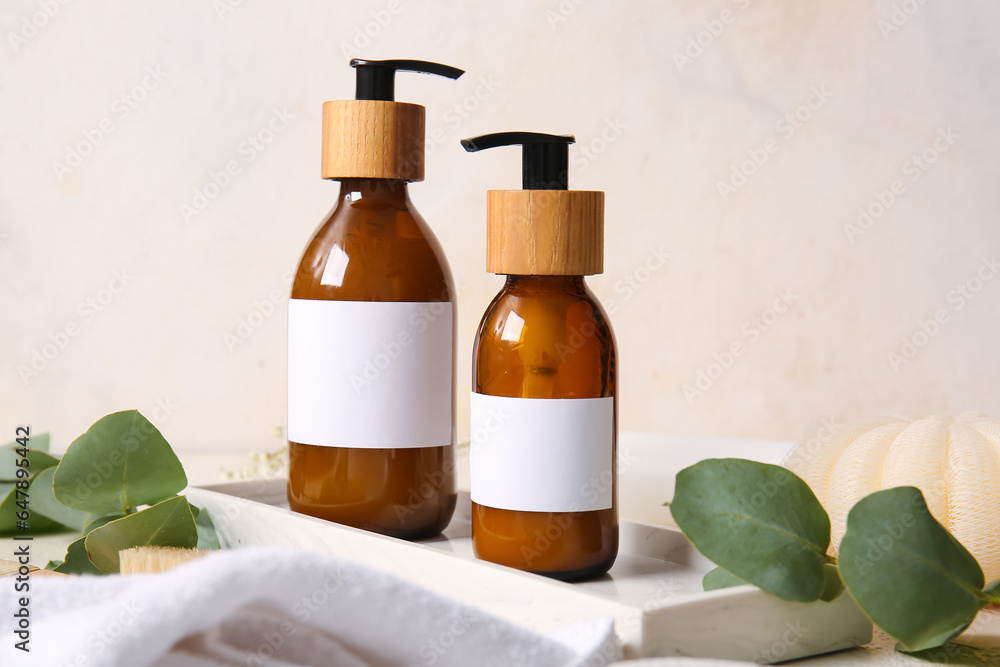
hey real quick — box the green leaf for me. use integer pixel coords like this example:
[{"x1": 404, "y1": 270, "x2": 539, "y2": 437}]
[
  {"x1": 0, "y1": 480, "x2": 63, "y2": 535},
  {"x1": 984, "y1": 579, "x2": 1000, "y2": 605},
  {"x1": 0, "y1": 447, "x2": 59, "y2": 482},
  {"x1": 703, "y1": 561, "x2": 844, "y2": 602},
  {"x1": 53, "y1": 537, "x2": 103, "y2": 575},
  {"x1": 702, "y1": 561, "x2": 843, "y2": 601},
  {"x1": 703, "y1": 566, "x2": 747, "y2": 591},
  {"x1": 838, "y1": 487, "x2": 986, "y2": 652},
  {"x1": 84, "y1": 496, "x2": 198, "y2": 573},
  {"x1": 83, "y1": 513, "x2": 124, "y2": 536},
  {"x1": 44, "y1": 560, "x2": 63, "y2": 571},
  {"x1": 32, "y1": 433, "x2": 51, "y2": 452},
  {"x1": 192, "y1": 506, "x2": 220, "y2": 550},
  {"x1": 0, "y1": 482, "x2": 12, "y2": 530},
  {"x1": 28, "y1": 468, "x2": 90, "y2": 531},
  {"x1": 671, "y1": 458, "x2": 831, "y2": 602},
  {"x1": 0, "y1": 432, "x2": 50, "y2": 452},
  {"x1": 821, "y1": 563, "x2": 844, "y2": 602},
  {"x1": 906, "y1": 642, "x2": 1000, "y2": 665},
  {"x1": 53, "y1": 410, "x2": 187, "y2": 515}
]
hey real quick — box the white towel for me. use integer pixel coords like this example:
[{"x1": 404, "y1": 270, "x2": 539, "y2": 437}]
[{"x1": 2, "y1": 546, "x2": 623, "y2": 667}]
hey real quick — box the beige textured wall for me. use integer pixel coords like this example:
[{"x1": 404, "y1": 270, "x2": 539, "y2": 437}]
[{"x1": 2, "y1": 0, "x2": 999, "y2": 452}]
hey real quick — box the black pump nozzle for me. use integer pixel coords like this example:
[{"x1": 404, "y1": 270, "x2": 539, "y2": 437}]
[
  {"x1": 461, "y1": 132, "x2": 575, "y2": 190},
  {"x1": 350, "y1": 59, "x2": 464, "y2": 102}
]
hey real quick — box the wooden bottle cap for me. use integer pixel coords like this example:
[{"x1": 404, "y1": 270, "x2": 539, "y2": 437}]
[
  {"x1": 486, "y1": 190, "x2": 604, "y2": 275},
  {"x1": 321, "y1": 100, "x2": 425, "y2": 181}
]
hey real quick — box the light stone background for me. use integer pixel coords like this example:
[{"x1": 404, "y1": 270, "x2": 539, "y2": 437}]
[{"x1": 2, "y1": 0, "x2": 999, "y2": 453}]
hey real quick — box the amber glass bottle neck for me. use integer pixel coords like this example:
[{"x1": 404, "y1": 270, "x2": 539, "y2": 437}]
[
  {"x1": 504, "y1": 275, "x2": 587, "y2": 293},
  {"x1": 336, "y1": 178, "x2": 410, "y2": 206}
]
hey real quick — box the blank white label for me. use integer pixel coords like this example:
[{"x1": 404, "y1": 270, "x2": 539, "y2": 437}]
[
  {"x1": 288, "y1": 299, "x2": 453, "y2": 449},
  {"x1": 470, "y1": 393, "x2": 614, "y2": 512}
]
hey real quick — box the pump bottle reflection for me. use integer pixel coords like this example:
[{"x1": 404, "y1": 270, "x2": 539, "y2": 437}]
[
  {"x1": 287, "y1": 59, "x2": 464, "y2": 539},
  {"x1": 463, "y1": 132, "x2": 618, "y2": 580}
]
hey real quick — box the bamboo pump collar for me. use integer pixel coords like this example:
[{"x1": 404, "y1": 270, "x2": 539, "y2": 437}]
[
  {"x1": 462, "y1": 132, "x2": 605, "y2": 276},
  {"x1": 321, "y1": 59, "x2": 464, "y2": 181}
]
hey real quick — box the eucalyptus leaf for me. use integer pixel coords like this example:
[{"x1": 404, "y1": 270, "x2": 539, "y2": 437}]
[
  {"x1": 84, "y1": 496, "x2": 198, "y2": 573},
  {"x1": 0, "y1": 483, "x2": 14, "y2": 535},
  {"x1": 703, "y1": 566, "x2": 747, "y2": 591},
  {"x1": 906, "y1": 641, "x2": 1000, "y2": 665},
  {"x1": 54, "y1": 410, "x2": 187, "y2": 515},
  {"x1": 0, "y1": 480, "x2": 62, "y2": 535},
  {"x1": 53, "y1": 537, "x2": 103, "y2": 575},
  {"x1": 0, "y1": 432, "x2": 50, "y2": 452},
  {"x1": 671, "y1": 458, "x2": 831, "y2": 602},
  {"x1": 703, "y1": 557, "x2": 844, "y2": 602},
  {"x1": 83, "y1": 513, "x2": 124, "y2": 536},
  {"x1": 28, "y1": 467, "x2": 89, "y2": 530},
  {"x1": 32, "y1": 433, "x2": 50, "y2": 452},
  {"x1": 839, "y1": 487, "x2": 985, "y2": 652},
  {"x1": 0, "y1": 447, "x2": 59, "y2": 482},
  {"x1": 984, "y1": 579, "x2": 1000, "y2": 605},
  {"x1": 820, "y1": 563, "x2": 844, "y2": 602},
  {"x1": 193, "y1": 506, "x2": 220, "y2": 550}
]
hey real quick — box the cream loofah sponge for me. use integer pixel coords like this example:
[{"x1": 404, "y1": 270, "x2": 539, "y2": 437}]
[{"x1": 783, "y1": 413, "x2": 1000, "y2": 583}]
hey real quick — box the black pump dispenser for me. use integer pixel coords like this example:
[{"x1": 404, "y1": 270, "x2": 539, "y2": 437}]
[
  {"x1": 350, "y1": 58, "x2": 464, "y2": 102},
  {"x1": 461, "y1": 132, "x2": 575, "y2": 190}
]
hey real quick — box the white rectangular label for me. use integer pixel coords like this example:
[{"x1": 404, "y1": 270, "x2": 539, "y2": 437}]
[
  {"x1": 469, "y1": 392, "x2": 614, "y2": 512},
  {"x1": 288, "y1": 299, "x2": 453, "y2": 449}
]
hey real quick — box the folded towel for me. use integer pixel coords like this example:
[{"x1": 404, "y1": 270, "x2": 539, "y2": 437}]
[{"x1": 1, "y1": 546, "x2": 623, "y2": 666}]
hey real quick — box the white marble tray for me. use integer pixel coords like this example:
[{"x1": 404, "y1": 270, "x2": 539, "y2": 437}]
[{"x1": 187, "y1": 478, "x2": 871, "y2": 662}]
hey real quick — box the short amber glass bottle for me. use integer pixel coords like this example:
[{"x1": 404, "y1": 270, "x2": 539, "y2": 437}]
[
  {"x1": 287, "y1": 178, "x2": 457, "y2": 538},
  {"x1": 463, "y1": 131, "x2": 619, "y2": 580},
  {"x1": 472, "y1": 275, "x2": 618, "y2": 579}
]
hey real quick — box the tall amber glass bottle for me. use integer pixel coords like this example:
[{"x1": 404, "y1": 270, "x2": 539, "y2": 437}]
[
  {"x1": 463, "y1": 132, "x2": 618, "y2": 580},
  {"x1": 287, "y1": 59, "x2": 463, "y2": 539}
]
